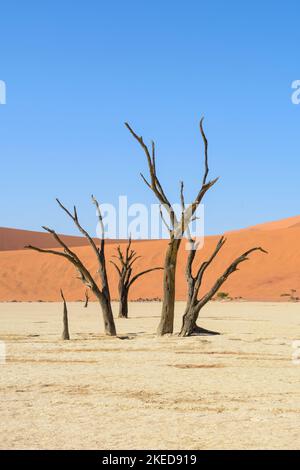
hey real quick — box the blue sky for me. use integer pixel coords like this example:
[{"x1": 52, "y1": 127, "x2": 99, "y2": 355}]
[{"x1": 0, "y1": 0, "x2": 299, "y2": 237}]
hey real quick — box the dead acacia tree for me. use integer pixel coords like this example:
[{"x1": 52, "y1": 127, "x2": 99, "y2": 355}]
[
  {"x1": 61, "y1": 289, "x2": 70, "y2": 340},
  {"x1": 179, "y1": 235, "x2": 267, "y2": 336},
  {"x1": 25, "y1": 196, "x2": 117, "y2": 336},
  {"x1": 84, "y1": 289, "x2": 89, "y2": 308},
  {"x1": 125, "y1": 118, "x2": 218, "y2": 335},
  {"x1": 111, "y1": 238, "x2": 163, "y2": 318}
]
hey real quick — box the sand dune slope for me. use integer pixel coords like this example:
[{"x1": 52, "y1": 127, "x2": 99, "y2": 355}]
[
  {"x1": 0, "y1": 227, "x2": 91, "y2": 251},
  {"x1": 0, "y1": 227, "x2": 125, "y2": 251},
  {"x1": 0, "y1": 216, "x2": 300, "y2": 301}
]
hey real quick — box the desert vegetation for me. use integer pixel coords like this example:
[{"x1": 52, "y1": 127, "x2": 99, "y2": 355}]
[
  {"x1": 84, "y1": 289, "x2": 90, "y2": 308},
  {"x1": 179, "y1": 235, "x2": 266, "y2": 336},
  {"x1": 125, "y1": 119, "x2": 218, "y2": 335},
  {"x1": 280, "y1": 289, "x2": 299, "y2": 302},
  {"x1": 60, "y1": 289, "x2": 70, "y2": 340},
  {"x1": 25, "y1": 197, "x2": 117, "y2": 336},
  {"x1": 126, "y1": 119, "x2": 266, "y2": 336},
  {"x1": 24, "y1": 119, "x2": 267, "y2": 339},
  {"x1": 111, "y1": 238, "x2": 162, "y2": 318}
]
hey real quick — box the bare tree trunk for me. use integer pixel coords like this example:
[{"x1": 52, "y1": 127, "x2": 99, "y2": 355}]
[
  {"x1": 84, "y1": 289, "x2": 89, "y2": 308},
  {"x1": 179, "y1": 305, "x2": 198, "y2": 336},
  {"x1": 180, "y1": 304, "x2": 219, "y2": 337},
  {"x1": 61, "y1": 290, "x2": 70, "y2": 340},
  {"x1": 157, "y1": 239, "x2": 181, "y2": 335},
  {"x1": 111, "y1": 238, "x2": 163, "y2": 320},
  {"x1": 179, "y1": 238, "x2": 267, "y2": 337},
  {"x1": 118, "y1": 285, "x2": 129, "y2": 318},
  {"x1": 96, "y1": 290, "x2": 116, "y2": 336},
  {"x1": 125, "y1": 120, "x2": 218, "y2": 336},
  {"x1": 25, "y1": 196, "x2": 117, "y2": 337}
]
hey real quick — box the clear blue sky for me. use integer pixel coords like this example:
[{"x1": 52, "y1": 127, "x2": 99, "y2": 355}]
[{"x1": 0, "y1": 0, "x2": 299, "y2": 237}]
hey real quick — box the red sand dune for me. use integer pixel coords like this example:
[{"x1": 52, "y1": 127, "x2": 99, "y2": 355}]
[
  {"x1": 228, "y1": 215, "x2": 300, "y2": 233},
  {"x1": 0, "y1": 227, "x2": 125, "y2": 251},
  {"x1": 0, "y1": 217, "x2": 300, "y2": 302}
]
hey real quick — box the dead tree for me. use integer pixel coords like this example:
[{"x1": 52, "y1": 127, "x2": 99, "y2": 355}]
[
  {"x1": 84, "y1": 289, "x2": 89, "y2": 308},
  {"x1": 25, "y1": 196, "x2": 117, "y2": 336},
  {"x1": 61, "y1": 289, "x2": 70, "y2": 340},
  {"x1": 179, "y1": 236, "x2": 267, "y2": 336},
  {"x1": 125, "y1": 118, "x2": 218, "y2": 335},
  {"x1": 111, "y1": 238, "x2": 163, "y2": 318}
]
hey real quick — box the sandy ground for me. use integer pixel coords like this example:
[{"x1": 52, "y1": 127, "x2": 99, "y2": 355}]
[{"x1": 0, "y1": 301, "x2": 300, "y2": 450}]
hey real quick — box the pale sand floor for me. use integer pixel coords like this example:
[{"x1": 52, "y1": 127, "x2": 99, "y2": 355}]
[{"x1": 0, "y1": 301, "x2": 300, "y2": 450}]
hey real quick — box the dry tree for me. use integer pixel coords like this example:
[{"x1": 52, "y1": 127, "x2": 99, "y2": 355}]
[
  {"x1": 179, "y1": 235, "x2": 267, "y2": 336},
  {"x1": 111, "y1": 238, "x2": 163, "y2": 318},
  {"x1": 25, "y1": 196, "x2": 117, "y2": 336},
  {"x1": 125, "y1": 118, "x2": 218, "y2": 335},
  {"x1": 60, "y1": 289, "x2": 70, "y2": 340},
  {"x1": 84, "y1": 289, "x2": 89, "y2": 308}
]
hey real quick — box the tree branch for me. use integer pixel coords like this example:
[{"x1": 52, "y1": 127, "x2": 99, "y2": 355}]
[
  {"x1": 110, "y1": 260, "x2": 122, "y2": 277},
  {"x1": 197, "y1": 246, "x2": 268, "y2": 310},
  {"x1": 159, "y1": 204, "x2": 172, "y2": 234},
  {"x1": 24, "y1": 244, "x2": 73, "y2": 260},
  {"x1": 128, "y1": 267, "x2": 163, "y2": 287},
  {"x1": 26, "y1": 227, "x2": 99, "y2": 292},
  {"x1": 125, "y1": 122, "x2": 177, "y2": 227},
  {"x1": 200, "y1": 117, "x2": 209, "y2": 185},
  {"x1": 92, "y1": 194, "x2": 105, "y2": 254},
  {"x1": 56, "y1": 198, "x2": 102, "y2": 263}
]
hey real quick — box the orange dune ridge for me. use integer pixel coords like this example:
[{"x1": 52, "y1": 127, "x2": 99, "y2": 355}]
[
  {"x1": 0, "y1": 216, "x2": 300, "y2": 302},
  {"x1": 0, "y1": 227, "x2": 125, "y2": 251}
]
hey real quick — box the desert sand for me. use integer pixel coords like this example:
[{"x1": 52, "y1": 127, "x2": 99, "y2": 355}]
[
  {"x1": 0, "y1": 227, "x2": 124, "y2": 251},
  {"x1": 1, "y1": 216, "x2": 300, "y2": 302},
  {"x1": 0, "y1": 301, "x2": 300, "y2": 450}
]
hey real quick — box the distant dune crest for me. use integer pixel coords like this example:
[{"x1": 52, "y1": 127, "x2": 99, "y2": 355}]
[
  {"x1": 0, "y1": 227, "x2": 125, "y2": 252},
  {"x1": 1, "y1": 215, "x2": 300, "y2": 302}
]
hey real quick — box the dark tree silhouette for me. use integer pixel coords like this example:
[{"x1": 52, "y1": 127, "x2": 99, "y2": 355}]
[
  {"x1": 111, "y1": 238, "x2": 163, "y2": 318},
  {"x1": 84, "y1": 289, "x2": 89, "y2": 308},
  {"x1": 179, "y1": 235, "x2": 267, "y2": 336},
  {"x1": 25, "y1": 196, "x2": 117, "y2": 336},
  {"x1": 60, "y1": 289, "x2": 70, "y2": 340},
  {"x1": 125, "y1": 118, "x2": 218, "y2": 335}
]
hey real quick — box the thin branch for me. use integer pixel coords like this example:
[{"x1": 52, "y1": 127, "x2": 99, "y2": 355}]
[
  {"x1": 128, "y1": 267, "x2": 163, "y2": 287},
  {"x1": 124, "y1": 266, "x2": 133, "y2": 288},
  {"x1": 26, "y1": 227, "x2": 99, "y2": 293},
  {"x1": 92, "y1": 194, "x2": 105, "y2": 253},
  {"x1": 200, "y1": 117, "x2": 209, "y2": 185},
  {"x1": 151, "y1": 140, "x2": 156, "y2": 173},
  {"x1": 197, "y1": 247, "x2": 268, "y2": 309},
  {"x1": 195, "y1": 236, "x2": 226, "y2": 283},
  {"x1": 56, "y1": 199, "x2": 101, "y2": 264},
  {"x1": 140, "y1": 173, "x2": 152, "y2": 190},
  {"x1": 184, "y1": 119, "x2": 217, "y2": 233},
  {"x1": 110, "y1": 260, "x2": 122, "y2": 277},
  {"x1": 117, "y1": 245, "x2": 125, "y2": 265},
  {"x1": 128, "y1": 255, "x2": 142, "y2": 269},
  {"x1": 125, "y1": 122, "x2": 177, "y2": 227},
  {"x1": 41, "y1": 226, "x2": 79, "y2": 260},
  {"x1": 159, "y1": 205, "x2": 172, "y2": 234},
  {"x1": 125, "y1": 236, "x2": 132, "y2": 262},
  {"x1": 24, "y1": 244, "x2": 73, "y2": 260},
  {"x1": 60, "y1": 289, "x2": 66, "y2": 303}
]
